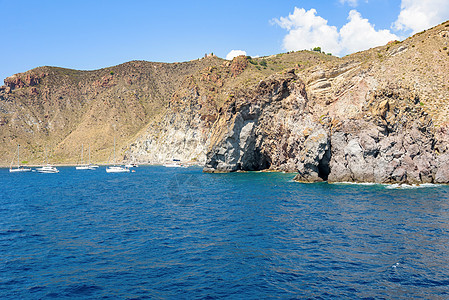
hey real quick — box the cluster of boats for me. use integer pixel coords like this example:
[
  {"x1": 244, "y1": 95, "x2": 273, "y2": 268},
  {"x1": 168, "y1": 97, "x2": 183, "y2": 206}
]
[
  {"x1": 8, "y1": 139, "x2": 191, "y2": 173},
  {"x1": 8, "y1": 145, "x2": 60, "y2": 173},
  {"x1": 8, "y1": 143, "x2": 138, "y2": 174},
  {"x1": 9, "y1": 164, "x2": 138, "y2": 174}
]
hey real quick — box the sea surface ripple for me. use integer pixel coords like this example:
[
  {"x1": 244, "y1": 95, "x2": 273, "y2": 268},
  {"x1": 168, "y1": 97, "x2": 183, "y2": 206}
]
[{"x1": 1, "y1": 166, "x2": 449, "y2": 299}]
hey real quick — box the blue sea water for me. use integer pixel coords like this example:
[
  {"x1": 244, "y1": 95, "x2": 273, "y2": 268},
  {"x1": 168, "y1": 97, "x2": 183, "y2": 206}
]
[{"x1": 1, "y1": 166, "x2": 449, "y2": 299}]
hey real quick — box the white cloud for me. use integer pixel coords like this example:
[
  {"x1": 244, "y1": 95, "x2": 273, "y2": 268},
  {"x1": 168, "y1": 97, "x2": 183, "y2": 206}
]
[
  {"x1": 340, "y1": 10, "x2": 398, "y2": 54},
  {"x1": 226, "y1": 50, "x2": 247, "y2": 60},
  {"x1": 340, "y1": 0, "x2": 359, "y2": 7},
  {"x1": 274, "y1": 7, "x2": 399, "y2": 56},
  {"x1": 274, "y1": 8, "x2": 341, "y2": 55},
  {"x1": 394, "y1": 0, "x2": 449, "y2": 34}
]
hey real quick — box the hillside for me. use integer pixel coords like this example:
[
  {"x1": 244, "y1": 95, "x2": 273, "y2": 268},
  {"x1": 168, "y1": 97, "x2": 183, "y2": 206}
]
[
  {"x1": 0, "y1": 52, "x2": 334, "y2": 165},
  {"x1": 203, "y1": 20, "x2": 449, "y2": 184},
  {"x1": 1, "y1": 20, "x2": 449, "y2": 183}
]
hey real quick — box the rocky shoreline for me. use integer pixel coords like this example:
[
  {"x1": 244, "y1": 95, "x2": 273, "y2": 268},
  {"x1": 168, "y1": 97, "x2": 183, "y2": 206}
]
[
  {"x1": 203, "y1": 70, "x2": 449, "y2": 184},
  {"x1": 1, "y1": 22, "x2": 449, "y2": 184}
]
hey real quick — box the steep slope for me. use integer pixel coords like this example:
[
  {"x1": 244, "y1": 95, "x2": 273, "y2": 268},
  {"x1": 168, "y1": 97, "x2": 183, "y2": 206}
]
[
  {"x1": 0, "y1": 52, "x2": 333, "y2": 165},
  {"x1": 2, "y1": 20, "x2": 448, "y2": 184},
  {"x1": 98, "y1": 52, "x2": 336, "y2": 164},
  {"x1": 204, "y1": 21, "x2": 449, "y2": 184},
  {"x1": 0, "y1": 58, "x2": 225, "y2": 164}
]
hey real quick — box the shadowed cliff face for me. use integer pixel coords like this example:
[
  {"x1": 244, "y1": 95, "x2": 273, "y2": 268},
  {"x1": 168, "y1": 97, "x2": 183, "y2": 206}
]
[
  {"x1": 203, "y1": 70, "x2": 449, "y2": 184},
  {"x1": 203, "y1": 21, "x2": 449, "y2": 183},
  {"x1": 204, "y1": 71, "x2": 311, "y2": 172}
]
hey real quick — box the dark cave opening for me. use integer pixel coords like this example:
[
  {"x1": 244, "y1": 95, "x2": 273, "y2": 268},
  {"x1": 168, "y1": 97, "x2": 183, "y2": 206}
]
[{"x1": 317, "y1": 147, "x2": 331, "y2": 181}]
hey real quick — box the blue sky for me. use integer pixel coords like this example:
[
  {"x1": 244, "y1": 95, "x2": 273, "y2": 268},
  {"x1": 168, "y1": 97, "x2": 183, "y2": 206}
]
[{"x1": 1, "y1": 0, "x2": 448, "y2": 82}]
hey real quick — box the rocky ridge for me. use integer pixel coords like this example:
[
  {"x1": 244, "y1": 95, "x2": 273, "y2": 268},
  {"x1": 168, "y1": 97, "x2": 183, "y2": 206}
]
[
  {"x1": 1, "y1": 20, "x2": 449, "y2": 184},
  {"x1": 204, "y1": 21, "x2": 449, "y2": 184},
  {"x1": 0, "y1": 52, "x2": 331, "y2": 165}
]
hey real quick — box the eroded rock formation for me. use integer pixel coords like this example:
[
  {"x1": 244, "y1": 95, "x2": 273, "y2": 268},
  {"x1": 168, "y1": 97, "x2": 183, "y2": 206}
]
[{"x1": 1, "y1": 20, "x2": 449, "y2": 184}]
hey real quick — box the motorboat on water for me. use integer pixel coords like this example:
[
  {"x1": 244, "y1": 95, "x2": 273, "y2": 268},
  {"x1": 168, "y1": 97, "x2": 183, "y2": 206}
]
[
  {"x1": 124, "y1": 163, "x2": 138, "y2": 168},
  {"x1": 36, "y1": 164, "x2": 59, "y2": 173},
  {"x1": 106, "y1": 166, "x2": 130, "y2": 173},
  {"x1": 76, "y1": 165, "x2": 98, "y2": 170},
  {"x1": 9, "y1": 144, "x2": 31, "y2": 173},
  {"x1": 163, "y1": 162, "x2": 183, "y2": 168},
  {"x1": 163, "y1": 159, "x2": 187, "y2": 168}
]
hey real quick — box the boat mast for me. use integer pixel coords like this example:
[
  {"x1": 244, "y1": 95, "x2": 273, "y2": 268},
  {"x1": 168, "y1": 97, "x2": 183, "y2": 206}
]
[
  {"x1": 80, "y1": 144, "x2": 84, "y2": 165},
  {"x1": 17, "y1": 144, "x2": 20, "y2": 168}
]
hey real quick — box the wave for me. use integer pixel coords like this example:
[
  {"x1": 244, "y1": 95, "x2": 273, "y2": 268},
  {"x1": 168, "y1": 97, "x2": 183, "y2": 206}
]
[
  {"x1": 385, "y1": 183, "x2": 442, "y2": 189},
  {"x1": 330, "y1": 182, "x2": 442, "y2": 189}
]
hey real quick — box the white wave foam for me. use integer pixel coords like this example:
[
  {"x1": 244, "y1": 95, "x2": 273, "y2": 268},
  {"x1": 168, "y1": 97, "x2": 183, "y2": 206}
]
[
  {"x1": 330, "y1": 181, "x2": 442, "y2": 189},
  {"x1": 331, "y1": 181, "x2": 379, "y2": 186},
  {"x1": 385, "y1": 183, "x2": 441, "y2": 189}
]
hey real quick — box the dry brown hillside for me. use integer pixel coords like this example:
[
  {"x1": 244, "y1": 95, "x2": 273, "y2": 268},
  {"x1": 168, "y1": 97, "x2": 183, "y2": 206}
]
[
  {"x1": 0, "y1": 51, "x2": 334, "y2": 165},
  {"x1": 2, "y1": 20, "x2": 448, "y2": 171}
]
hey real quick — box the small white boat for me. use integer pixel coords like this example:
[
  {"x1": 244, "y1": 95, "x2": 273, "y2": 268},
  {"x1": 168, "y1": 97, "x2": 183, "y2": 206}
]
[
  {"x1": 36, "y1": 164, "x2": 59, "y2": 173},
  {"x1": 9, "y1": 144, "x2": 31, "y2": 173},
  {"x1": 163, "y1": 163, "x2": 183, "y2": 168},
  {"x1": 106, "y1": 166, "x2": 130, "y2": 173},
  {"x1": 163, "y1": 159, "x2": 186, "y2": 168},
  {"x1": 76, "y1": 165, "x2": 98, "y2": 170},
  {"x1": 106, "y1": 137, "x2": 130, "y2": 173},
  {"x1": 76, "y1": 144, "x2": 99, "y2": 170},
  {"x1": 124, "y1": 163, "x2": 138, "y2": 168},
  {"x1": 10, "y1": 166, "x2": 32, "y2": 173},
  {"x1": 37, "y1": 147, "x2": 59, "y2": 173}
]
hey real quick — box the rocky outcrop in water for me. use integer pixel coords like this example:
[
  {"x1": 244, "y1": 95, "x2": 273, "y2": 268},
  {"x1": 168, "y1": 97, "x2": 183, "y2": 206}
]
[{"x1": 204, "y1": 69, "x2": 449, "y2": 183}]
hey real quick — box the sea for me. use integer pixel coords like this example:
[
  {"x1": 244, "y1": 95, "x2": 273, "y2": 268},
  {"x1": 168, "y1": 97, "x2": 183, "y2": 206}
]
[{"x1": 1, "y1": 166, "x2": 449, "y2": 299}]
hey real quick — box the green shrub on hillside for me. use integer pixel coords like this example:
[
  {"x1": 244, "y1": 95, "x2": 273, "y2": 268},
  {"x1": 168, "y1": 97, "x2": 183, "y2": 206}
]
[{"x1": 249, "y1": 59, "x2": 258, "y2": 65}]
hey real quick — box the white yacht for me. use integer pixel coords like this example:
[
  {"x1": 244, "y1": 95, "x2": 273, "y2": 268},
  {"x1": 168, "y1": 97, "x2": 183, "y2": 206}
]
[
  {"x1": 9, "y1": 144, "x2": 31, "y2": 173},
  {"x1": 124, "y1": 163, "x2": 138, "y2": 168},
  {"x1": 36, "y1": 164, "x2": 59, "y2": 173},
  {"x1": 36, "y1": 147, "x2": 59, "y2": 173},
  {"x1": 76, "y1": 144, "x2": 98, "y2": 170},
  {"x1": 163, "y1": 159, "x2": 186, "y2": 168},
  {"x1": 106, "y1": 137, "x2": 130, "y2": 173},
  {"x1": 106, "y1": 166, "x2": 130, "y2": 173},
  {"x1": 163, "y1": 162, "x2": 183, "y2": 168}
]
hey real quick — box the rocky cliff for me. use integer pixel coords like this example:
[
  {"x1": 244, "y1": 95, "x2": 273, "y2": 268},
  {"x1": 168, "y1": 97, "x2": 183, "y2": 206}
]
[
  {"x1": 1, "y1": 21, "x2": 449, "y2": 184},
  {"x1": 0, "y1": 51, "x2": 330, "y2": 165},
  {"x1": 204, "y1": 21, "x2": 449, "y2": 184}
]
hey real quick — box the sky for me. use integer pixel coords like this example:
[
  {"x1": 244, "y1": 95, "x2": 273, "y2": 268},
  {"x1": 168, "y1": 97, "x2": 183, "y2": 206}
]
[{"x1": 1, "y1": 0, "x2": 448, "y2": 82}]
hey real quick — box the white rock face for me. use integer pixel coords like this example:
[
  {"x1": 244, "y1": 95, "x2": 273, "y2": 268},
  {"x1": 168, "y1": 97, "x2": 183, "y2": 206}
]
[{"x1": 125, "y1": 99, "x2": 212, "y2": 164}]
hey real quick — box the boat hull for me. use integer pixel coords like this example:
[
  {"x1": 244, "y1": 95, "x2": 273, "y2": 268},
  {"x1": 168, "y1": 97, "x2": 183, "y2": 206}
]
[
  {"x1": 36, "y1": 166, "x2": 59, "y2": 173},
  {"x1": 9, "y1": 168, "x2": 32, "y2": 173},
  {"x1": 163, "y1": 163, "x2": 182, "y2": 168},
  {"x1": 76, "y1": 165, "x2": 98, "y2": 170},
  {"x1": 106, "y1": 166, "x2": 130, "y2": 173}
]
